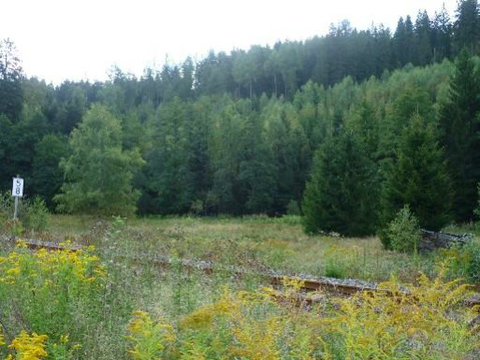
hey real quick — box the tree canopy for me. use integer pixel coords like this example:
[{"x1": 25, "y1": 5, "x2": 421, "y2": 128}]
[{"x1": 1, "y1": 1, "x2": 480, "y2": 235}]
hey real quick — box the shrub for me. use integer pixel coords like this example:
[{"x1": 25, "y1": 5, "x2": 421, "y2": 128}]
[
  {"x1": 475, "y1": 182, "x2": 480, "y2": 219},
  {"x1": 25, "y1": 197, "x2": 49, "y2": 232},
  {"x1": 384, "y1": 205, "x2": 421, "y2": 253},
  {"x1": 0, "y1": 193, "x2": 50, "y2": 235},
  {"x1": 464, "y1": 240, "x2": 480, "y2": 283},
  {"x1": 286, "y1": 200, "x2": 301, "y2": 216},
  {"x1": 324, "y1": 245, "x2": 348, "y2": 278}
]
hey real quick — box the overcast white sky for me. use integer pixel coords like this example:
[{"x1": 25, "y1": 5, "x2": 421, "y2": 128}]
[{"x1": 0, "y1": 0, "x2": 457, "y2": 84}]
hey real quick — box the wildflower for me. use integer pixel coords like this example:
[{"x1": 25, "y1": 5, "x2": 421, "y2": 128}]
[
  {"x1": 9, "y1": 331, "x2": 48, "y2": 360},
  {"x1": 127, "y1": 311, "x2": 175, "y2": 359}
]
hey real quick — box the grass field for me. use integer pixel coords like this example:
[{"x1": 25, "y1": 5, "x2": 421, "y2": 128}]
[
  {"x1": 1, "y1": 215, "x2": 479, "y2": 359},
  {"x1": 39, "y1": 214, "x2": 478, "y2": 283}
]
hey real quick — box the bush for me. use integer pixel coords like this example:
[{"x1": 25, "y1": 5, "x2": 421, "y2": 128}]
[
  {"x1": 25, "y1": 196, "x2": 50, "y2": 232},
  {"x1": 475, "y1": 182, "x2": 480, "y2": 219},
  {"x1": 440, "y1": 241, "x2": 480, "y2": 283},
  {"x1": 463, "y1": 240, "x2": 480, "y2": 283},
  {"x1": 0, "y1": 193, "x2": 50, "y2": 235},
  {"x1": 286, "y1": 200, "x2": 301, "y2": 216},
  {"x1": 385, "y1": 205, "x2": 421, "y2": 253}
]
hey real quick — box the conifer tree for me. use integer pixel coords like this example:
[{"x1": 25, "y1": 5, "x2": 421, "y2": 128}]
[
  {"x1": 380, "y1": 113, "x2": 451, "y2": 248},
  {"x1": 239, "y1": 111, "x2": 277, "y2": 214},
  {"x1": 302, "y1": 129, "x2": 378, "y2": 237},
  {"x1": 440, "y1": 49, "x2": 480, "y2": 221},
  {"x1": 433, "y1": 5, "x2": 453, "y2": 61},
  {"x1": 32, "y1": 134, "x2": 69, "y2": 209},
  {"x1": 348, "y1": 100, "x2": 379, "y2": 159},
  {"x1": 454, "y1": 0, "x2": 480, "y2": 53},
  {"x1": 146, "y1": 97, "x2": 194, "y2": 214},
  {"x1": 0, "y1": 39, "x2": 23, "y2": 122}
]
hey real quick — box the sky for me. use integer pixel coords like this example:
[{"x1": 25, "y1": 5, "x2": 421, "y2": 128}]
[{"x1": 0, "y1": 0, "x2": 458, "y2": 84}]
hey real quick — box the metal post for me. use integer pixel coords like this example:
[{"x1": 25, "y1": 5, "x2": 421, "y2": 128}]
[
  {"x1": 13, "y1": 174, "x2": 20, "y2": 222},
  {"x1": 13, "y1": 195, "x2": 18, "y2": 221}
]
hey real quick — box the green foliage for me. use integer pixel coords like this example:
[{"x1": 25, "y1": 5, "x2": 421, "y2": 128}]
[
  {"x1": 464, "y1": 240, "x2": 480, "y2": 282},
  {"x1": 0, "y1": 244, "x2": 105, "y2": 358},
  {"x1": 476, "y1": 183, "x2": 480, "y2": 219},
  {"x1": 25, "y1": 196, "x2": 49, "y2": 232},
  {"x1": 440, "y1": 49, "x2": 480, "y2": 222},
  {"x1": 380, "y1": 113, "x2": 452, "y2": 236},
  {"x1": 1, "y1": 16, "x2": 480, "y2": 220},
  {"x1": 0, "y1": 39, "x2": 23, "y2": 122},
  {"x1": 286, "y1": 200, "x2": 301, "y2": 216},
  {"x1": 385, "y1": 205, "x2": 422, "y2": 253},
  {"x1": 32, "y1": 134, "x2": 69, "y2": 210},
  {"x1": 55, "y1": 105, "x2": 145, "y2": 216},
  {"x1": 454, "y1": 0, "x2": 480, "y2": 53},
  {"x1": 0, "y1": 192, "x2": 49, "y2": 235},
  {"x1": 302, "y1": 129, "x2": 378, "y2": 237}
]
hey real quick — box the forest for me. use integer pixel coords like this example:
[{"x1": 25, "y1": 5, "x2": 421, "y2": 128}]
[
  {"x1": 3, "y1": 1, "x2": 480, "y2": 359},
  {"x1": 1, "y1": 0, "x2": 480, "y2": 238}
]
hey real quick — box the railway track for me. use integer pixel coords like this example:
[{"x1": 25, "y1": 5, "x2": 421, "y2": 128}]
[{"x1": 7, "y1": 238, "x2": 480, "y2": 308}]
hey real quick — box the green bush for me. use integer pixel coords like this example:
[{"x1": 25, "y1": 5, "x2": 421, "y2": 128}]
[
  {"x1": 386, "y1": 205, "x2": 421, "y2": 253},
  {"x1": 25, "y1": 196, "x2": 50, "y2": 231},
  {"x1": 286, "y1": 200, "x2": 301, "y2": 216},
  {"x1": 0, "y1": 192, "x2": 50, "y2": 235},
  {"x1": 464, "y1": 241, "x2": 480, "y2": 283}
]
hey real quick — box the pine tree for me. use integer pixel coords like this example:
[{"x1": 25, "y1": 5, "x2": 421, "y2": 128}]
[
  {"x1": 433, "y1": 5, "x2": 453, "y2": 61},
  {"x1": 55, "y1": 104, "x2": 144, "y2": 216},
  {"x1": 380, "y1": 113, "x2": 452, "y2": 248},
  {"x1": 415, "y1": 10, "x2": 433, "y2": 66},
  {"x1": 440, "y1": 49, "x2": 480, "y2": 221},
  {"x1": 454, "y1": 0, "x2": 480, "y2": 54},
  {"x1": 239, "y1": 111, "x2": 277, "y2": 214},
  {"x1": 32, "y1": 134, "x2": 69, "y2": 209},
  {"x1": 0, "y1": 39, "x2": 23, "y2": 122},
  {"x1": 393, "y1": 17, "x2": 407, "y2": 66},
  {"x1": 348, "y1": 100, "x2": 379, "y2": 159},
  {"x1": 302, "y1": 129, "x2": 378, "y2": 237},
  {"x1": 208, "y1": 99, "x2": 246, "y2": 214},
  {"x1": 145, "y1": 97, "x2": 194, "y2": 214},
  {"x1": 404, "y1": 15, "x2": 417, "y2": 64}
]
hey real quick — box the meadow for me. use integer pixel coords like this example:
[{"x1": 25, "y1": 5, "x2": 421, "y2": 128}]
[
  {"x1": 44, "y1": 214, "x2": 480, "y2": 284},
  {"x1": 0, "y1": 215, "x2": 479, "y2": 359}
]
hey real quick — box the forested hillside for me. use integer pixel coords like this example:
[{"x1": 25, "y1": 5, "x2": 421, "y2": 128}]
[{"x1": 1, "y1": 0, "x2": 480, "y2": 236}]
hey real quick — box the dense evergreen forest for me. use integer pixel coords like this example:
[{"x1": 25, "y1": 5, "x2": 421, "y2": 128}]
[{"x1": 2, "y1": 0, "x2": 480, "y2": 237}]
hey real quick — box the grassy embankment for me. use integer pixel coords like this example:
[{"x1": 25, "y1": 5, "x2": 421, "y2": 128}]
[{"x1": 0, "y1": 215, "x2": 479, "y2": 359}]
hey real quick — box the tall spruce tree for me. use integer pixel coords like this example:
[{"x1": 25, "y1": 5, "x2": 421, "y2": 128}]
[
  {"x1": 415, "y1": 10, "x2": 433, "y2": 66},
  {"x1": 145, "y1": 97, "x2": 194, "y2": 214},
  {"x1": 380, "y1": 113, "x2": 452, "y2": 248},
  {"x1": 302, "y1": 129, "x2": 378, "y2": 237},
  {"x1": 0, "y1": 39, "x2": 23, "y2": 122},
  {"x1": 32, "y1": 134, "x2": 69, "y2": 209},
  {"x1": 454, "y1": 0, "x2": 480, "y2": 53},
  {"x1": 440, "y1": 49, "x2": 480, "y2": 221},
  {"x1": 433, "y1": 5, "x2": 453, "y2": 61}
]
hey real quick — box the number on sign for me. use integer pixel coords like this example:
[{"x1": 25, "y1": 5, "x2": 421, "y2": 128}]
[{"x1": 12, "y1": 177, "x2": 24, "y2": 197}]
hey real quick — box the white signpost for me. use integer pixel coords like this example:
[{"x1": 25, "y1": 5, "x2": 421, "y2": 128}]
[{"x1": 12, "y1": 176, "x2": 24, "y2": 221}]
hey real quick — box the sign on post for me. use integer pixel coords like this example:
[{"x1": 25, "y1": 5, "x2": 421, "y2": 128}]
[
  {"x1": 12, "y1": 176, "x2": 24, "y2": 221},
  {"x1": 12, "y1": 177, "x2": 24, "y2": 197}
]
